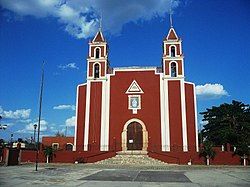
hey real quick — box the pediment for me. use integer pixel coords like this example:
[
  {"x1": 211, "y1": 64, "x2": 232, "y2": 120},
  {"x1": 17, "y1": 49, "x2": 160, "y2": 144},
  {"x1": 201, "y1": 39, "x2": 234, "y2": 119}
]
[{"x1": 126, "y1": 80, "x2": 144, "y2": 94}]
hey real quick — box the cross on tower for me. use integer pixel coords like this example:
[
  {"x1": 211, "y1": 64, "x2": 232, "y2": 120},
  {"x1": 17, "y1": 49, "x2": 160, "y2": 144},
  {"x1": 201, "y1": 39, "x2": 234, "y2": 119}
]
[
  {"x1": 99, "y1": 12, "x2": 102, "y2": 31},
  {"x1": 169, "y1": 1, "x2": 173, "y2": 28}
]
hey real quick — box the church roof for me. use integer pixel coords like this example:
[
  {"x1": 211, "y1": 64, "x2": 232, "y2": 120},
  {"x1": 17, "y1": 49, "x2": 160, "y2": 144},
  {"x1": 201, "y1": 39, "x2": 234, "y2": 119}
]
[
  {"x1": 166, "y1": 27, "x2": 179, "y2": 40},
  {"x1": 92, "y1": 30, "x2": 105, "y2": 43}
]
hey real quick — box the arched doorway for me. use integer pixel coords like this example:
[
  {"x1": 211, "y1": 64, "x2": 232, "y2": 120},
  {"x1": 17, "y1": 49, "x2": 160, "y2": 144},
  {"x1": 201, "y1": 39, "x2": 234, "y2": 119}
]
[
  {"x1": 121, "y1": 118, "x2": 148, "y2": 152},
  {"x1": 127, "y1": 122, "x2": 142, "y2": 150}
]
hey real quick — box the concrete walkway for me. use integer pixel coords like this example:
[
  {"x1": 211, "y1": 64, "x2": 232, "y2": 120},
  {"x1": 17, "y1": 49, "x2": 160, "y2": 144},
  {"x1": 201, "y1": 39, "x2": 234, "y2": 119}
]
[{"x1": 0, "y1": 164, "x2": 249, "y2": 186}]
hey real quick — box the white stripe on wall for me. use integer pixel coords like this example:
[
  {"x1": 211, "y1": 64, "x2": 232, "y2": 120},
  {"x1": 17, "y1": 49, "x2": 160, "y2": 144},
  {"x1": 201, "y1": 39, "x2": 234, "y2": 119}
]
[
  {"x1": 100, "y1": 80, "x2": 106, "y2": 151},
  {"x1": 160, "y1": 75, "x2": 166, "y2": 151},
  {"x1": 180, "y1": 79, "x2": 188, "y2": 152},
  {"x1": 164, "y1": 79, "x2": 170, "y2": 151},
  {"x1": 73, "y1": 85, "x2": 80, "y2": 151},
  {"x1": 160, "y1": 75, "x2": 170, "y2": 152},
  {"x1": 193, "y1": 84, "x2": 199, "y2": 152},
  {"x1": 100, "y1": 76, "x2": 110, "y2": 151},
  {"x1": 83, "y1": 80, "x2": 91, "y2": 151},
  {"x1": 105, "y1": 76, "x2": 110, "y2": 151}
]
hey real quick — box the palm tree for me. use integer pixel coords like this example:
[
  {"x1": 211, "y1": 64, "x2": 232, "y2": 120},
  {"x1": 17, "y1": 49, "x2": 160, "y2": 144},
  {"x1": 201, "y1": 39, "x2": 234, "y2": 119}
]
[
  {"x1": 43, "y1": 146, "x2": 54, "y2": 163},
  {"x1": 199, "y1": 141, "x2": 216, "y2": 165}
]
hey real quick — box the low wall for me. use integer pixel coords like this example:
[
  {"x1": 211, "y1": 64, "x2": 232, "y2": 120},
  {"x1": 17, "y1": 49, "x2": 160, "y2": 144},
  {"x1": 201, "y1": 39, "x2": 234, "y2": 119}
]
[
  {"x1": 21, "y1": 150, "x2": 45, "y2": 163},
  {"x1": 149, "y1": 150, "x2": 243, "y2": 165},
  {"x1": 20, "y1": 149, "x2": 116, "y2": 164},
  {"x1": 19, "y1": 148, "x2": 246, "y2": 165}
]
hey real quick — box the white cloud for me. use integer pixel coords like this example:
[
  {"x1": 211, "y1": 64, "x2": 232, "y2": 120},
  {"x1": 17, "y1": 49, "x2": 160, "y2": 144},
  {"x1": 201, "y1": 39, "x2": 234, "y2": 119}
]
[
  {"x1": 17, "y1": 119, "x2": 32, "y2": 123},
  {"x1": 196, "y1": 83, "x2": 229, "y2": 100},
  {"x1": 53, "y1": 104, "x2": 75, "y2": 110},
  {"x1": 2, "y1": 122, "x2": 14, "y2": 127},
  {"x1": 26, "y1": 120, "x2": 48, "y2": 132},
  {"x1": 58, "y1": 63, "x2": 79, "y2": 70},
  {"x1": 0, "y1": 0, "x2": 180, "y2": 39},
  {"x1": 65, "y1": 116, "x2": 76, "y2": 127},
  {"x1": 0, "y1": 106, "x2": 31, "y2": 119},
  {"x1": 16, "y1": 119, "x2": 48, "y2": 134}
]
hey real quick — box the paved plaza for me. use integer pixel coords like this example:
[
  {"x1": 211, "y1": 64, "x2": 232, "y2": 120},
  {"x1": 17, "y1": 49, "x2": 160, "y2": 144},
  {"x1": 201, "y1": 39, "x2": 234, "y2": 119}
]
[{"x1": 0, "y1": 164, "x2": 249, "y2": 187}]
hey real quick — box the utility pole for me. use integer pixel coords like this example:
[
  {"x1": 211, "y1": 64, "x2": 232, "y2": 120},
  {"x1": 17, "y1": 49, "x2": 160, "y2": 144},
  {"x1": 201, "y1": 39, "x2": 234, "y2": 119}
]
[{"x1": 35, "y1": 62, "x2": 45, "y2": 171}]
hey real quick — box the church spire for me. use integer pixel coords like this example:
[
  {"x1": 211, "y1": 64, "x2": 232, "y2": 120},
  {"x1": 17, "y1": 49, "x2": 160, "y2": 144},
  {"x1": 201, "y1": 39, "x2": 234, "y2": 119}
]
[
  {"x1": 92, "y1": 15, "x2": 105, "y2": 43},
  {"x1": 165, "y1": 7, "x2": 178, "y2": 40}
]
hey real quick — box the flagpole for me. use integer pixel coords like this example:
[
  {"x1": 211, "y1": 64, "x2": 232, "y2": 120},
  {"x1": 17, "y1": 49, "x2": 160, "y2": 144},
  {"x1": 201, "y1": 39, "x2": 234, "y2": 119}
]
[{"x1": 35, "y1": 61, "x2": 45, "y2": 171}]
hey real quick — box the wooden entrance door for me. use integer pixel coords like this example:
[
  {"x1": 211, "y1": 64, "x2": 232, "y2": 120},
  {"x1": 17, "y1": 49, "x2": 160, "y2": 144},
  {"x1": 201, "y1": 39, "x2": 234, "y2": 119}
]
[
  {"x1": 127, "y1": 122, "x2": 143, "y2": 150},
  {"x1": 7, "y1": 148, "x2": 20, "y2": 166}
]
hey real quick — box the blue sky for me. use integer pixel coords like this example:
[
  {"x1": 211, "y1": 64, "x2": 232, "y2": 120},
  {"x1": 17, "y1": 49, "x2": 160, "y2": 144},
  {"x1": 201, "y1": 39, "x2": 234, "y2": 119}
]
[{"x1": 0, "y1": 0, "x2": 249, "y2": 141}]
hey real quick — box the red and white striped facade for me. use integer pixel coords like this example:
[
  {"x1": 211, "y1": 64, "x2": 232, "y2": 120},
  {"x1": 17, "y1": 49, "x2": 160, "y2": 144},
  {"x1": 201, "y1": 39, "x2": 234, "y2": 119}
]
[{"x1": 74, "y1": 26, "x2": 199, "y2": 158}]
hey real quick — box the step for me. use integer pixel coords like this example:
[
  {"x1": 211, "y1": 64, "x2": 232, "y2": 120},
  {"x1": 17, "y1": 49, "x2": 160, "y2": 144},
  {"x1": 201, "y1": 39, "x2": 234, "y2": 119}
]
[
  {"x1": 94, "y1": 153, "x2": 168, "y2": 166},
  {"x1": 117, "y1": 150, "x2": 148, "y2": 155}
]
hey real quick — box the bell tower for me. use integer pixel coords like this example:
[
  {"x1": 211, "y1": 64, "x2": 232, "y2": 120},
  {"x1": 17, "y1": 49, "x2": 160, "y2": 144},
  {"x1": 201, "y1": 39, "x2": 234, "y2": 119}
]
[
  {"x1": 83, "y1": 24, "x2": 111, "y2": 152},
  {"x1": 87, "y1": 28, "x2": 109, "y2": 80},
  {"x1": 162, "y1": 22, "x2": 184, "y2": 78},
  {"x1": 160, "y1": 15, "x2": 188, "y2": 152}
]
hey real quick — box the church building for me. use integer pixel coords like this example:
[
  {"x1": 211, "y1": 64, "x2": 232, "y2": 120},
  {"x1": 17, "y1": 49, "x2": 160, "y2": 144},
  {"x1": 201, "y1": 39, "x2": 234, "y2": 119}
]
[{"x1": 74, "y1": 22, "x2": 199, "y2": 162}]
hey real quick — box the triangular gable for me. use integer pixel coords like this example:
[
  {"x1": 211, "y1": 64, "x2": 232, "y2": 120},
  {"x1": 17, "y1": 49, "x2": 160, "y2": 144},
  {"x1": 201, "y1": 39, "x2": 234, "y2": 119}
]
[
  {"x1": 92, "y1": 30, "x2": 105, "y2": 43},
  {"x1": 166, "y1": 28, "x2": 178, "y2": 40},
  {"x1": 126, "y1": 80, "x2": 144, "y2": 94}
]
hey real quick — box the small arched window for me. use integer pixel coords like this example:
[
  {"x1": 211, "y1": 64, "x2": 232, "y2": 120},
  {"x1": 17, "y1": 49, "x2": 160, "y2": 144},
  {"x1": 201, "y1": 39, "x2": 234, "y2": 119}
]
[
  {"x1": 66, "y1": 143, "x2": 73, "y2": 151},
  {"x1": 94, "y1": 63, "x2": 100, "y2": 78},
  {"x1": 52, "y1": 143, "x2": 59, "y2": 150},
  {"x1": 95, "y1": 48, "x2": 100, "y2": 59},
  {"x1": 171, "y1": 62, "x2": 177, "y2": 77},
  {"x1": 170, "y1": 46, "x2": 176, "y2": 57}
]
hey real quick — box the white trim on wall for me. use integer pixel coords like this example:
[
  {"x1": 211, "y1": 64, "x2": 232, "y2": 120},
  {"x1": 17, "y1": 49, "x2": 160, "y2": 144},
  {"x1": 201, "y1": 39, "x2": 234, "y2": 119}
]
[
  {"x1": 180, "y1": 79, "x2": 188, "y2": 152},
  {"x1": 168, "y1": 61, "x2": 179, "y2": 77},
  {"x1": 121, "y1": 118, "x2": 148, "y2": 151},
  {"x1": 73, "y1": 85, "x2": 80, "y2": 151},
  {"x1": 88, "y1": 57, "x2": 107, "y2": 61},
  {"x1": 105, "y1": 75, "x2": 110, "y2": 151},
  {"x1": 94, "y1": 47, "x2": 101, "y2": 58},
  {"x1": 100, "y1": 77, "x2": 110, "y2": 151},
  {"x1": 126, "y1": 80, "x2": 144, "y2": 94},
  {"x1": 160, "y1": 75, "x2": 170, "y2": 151},
  {"x1": 113, "y1": 67, "x2": 156, "y2": 72},
  {"x1": 87, "y1": 60, "x2": 108, "y2": 80},
  {"x1": 193, "y1": 83, "x2": 199, "y2": 152},
  {"x1": 164, "y1": 40, "x2": 182, "y2": 45},
  {"x1": 52, "y1": 143, "x2": 59, "y2": 149},
  {"x1": 83, "y1": 80, "x2": 91, "y2": 151},
  {"x1": 100, "y1": 80, "x2": 106, "y2": 151},
  {"x1": 89, "y1": 43, "x2": 107, "y2": 46},
  {"x1": 93, "y1": 62, "x2": 101, "y2": 79},
  {"x1": 166, "y1": 28, "x2": 178, "y2": 41},
  {"x1": 160, "y1": 74, "x2": 166, "y2": 151},
  {"x1": 168, "y1": 45, "x2": 177, "y2": 57},
  {"x1": 164, "y1": 79, "x2": 170, "y2": 151}
]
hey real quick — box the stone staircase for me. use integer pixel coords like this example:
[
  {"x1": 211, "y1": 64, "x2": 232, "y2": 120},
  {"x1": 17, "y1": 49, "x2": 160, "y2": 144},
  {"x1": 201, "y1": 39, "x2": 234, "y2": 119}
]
[{"x1": 93, "y1": 151, "x2": 168, "y2": 166}]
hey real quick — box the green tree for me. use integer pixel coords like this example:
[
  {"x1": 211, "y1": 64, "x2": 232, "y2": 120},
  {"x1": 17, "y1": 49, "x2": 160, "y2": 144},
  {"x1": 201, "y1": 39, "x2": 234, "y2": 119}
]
[
  {"x1": 0, "y1": 139, "x2": 4, "y2": 146},
  {"x1": 200, "y1": 100, "x2": 250, "y2": 162},
  {"x1": 55, "y1": 131, "x2": 65, "y2": 137},
  {"x1": 199, "y1": 141, "x2": 216, "y2": 165},
  {"x1": 43, "y1": 146, "x2": 54, "y2": 163}
]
